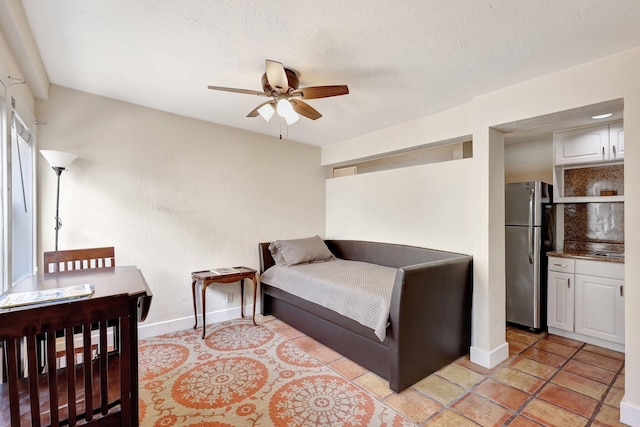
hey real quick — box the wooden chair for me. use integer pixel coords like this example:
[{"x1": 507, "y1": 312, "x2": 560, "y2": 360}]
[
  {"x1": 0, "y1": 294, "x2": 132, "y2": 426},
  {"x1": 41, "y1": 247, "x2": 118, "y2": 371},
  {"x1": 44, "y1": 247, "x2": 115, "y2": 274}
]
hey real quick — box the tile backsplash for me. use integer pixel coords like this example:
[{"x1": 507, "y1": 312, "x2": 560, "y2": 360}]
[
  {"x1": 564, "y1": 203, "x2": 625, "y2": 252},
  {"x1": 563, "y1": 164, "x2": 624, "y2": 197},
  {"x1": 561, "y1": 162, "x2": 624, "y2": 253}
]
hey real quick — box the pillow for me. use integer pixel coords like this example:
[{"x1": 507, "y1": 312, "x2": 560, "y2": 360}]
[
  {"x1": 269, "y1": 235, "x2": 335, "y2": 266},
  {"x1": 268, "y1": 242, "x2": 287, "y2": 266}
]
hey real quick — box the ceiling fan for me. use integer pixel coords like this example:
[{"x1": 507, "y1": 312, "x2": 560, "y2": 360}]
[{"x1": 207, "y1": 59, "x2": 349, "y2": 125}]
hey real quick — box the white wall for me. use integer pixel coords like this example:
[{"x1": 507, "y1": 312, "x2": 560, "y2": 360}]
[
  {"x1": 35, "y1": 85, "x2": 326, "y2": 335},
  {"x1": 0, "y1": 28, "x2": 35, "y2": 113},
  {"x1": 327, "y1": 158, "x2": 474, "y2": 255},
  {"x1": 323, "y1": 47, "x2": 640, "y2": 425},
  {"x1": 322, "y1": 103, "x2": 473, "y2": 166}
]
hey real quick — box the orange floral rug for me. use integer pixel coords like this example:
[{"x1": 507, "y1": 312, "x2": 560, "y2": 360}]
[{"x1": 138, "y1": 319, "x2": 411, "y2": 426}]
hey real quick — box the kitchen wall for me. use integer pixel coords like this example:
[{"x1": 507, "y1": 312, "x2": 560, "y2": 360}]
[
  {"x1": 36, "y1": 85, "x2": 326, "y2": 336},
  {"x1": 505, "y1": 137, "x2": 625, "y2": 252},
  {"x1": 504, "y1": 138, "x2": 553, "y2": 184}
]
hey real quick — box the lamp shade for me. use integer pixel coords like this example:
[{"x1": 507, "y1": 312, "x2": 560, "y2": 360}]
[{"x1": 40, "y1": 150, "x2": 78, "y2": 169}]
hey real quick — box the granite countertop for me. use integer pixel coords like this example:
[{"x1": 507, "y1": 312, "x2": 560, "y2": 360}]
[{"x1": 547, "y1": 250, "x2": 624, "y2": 264}]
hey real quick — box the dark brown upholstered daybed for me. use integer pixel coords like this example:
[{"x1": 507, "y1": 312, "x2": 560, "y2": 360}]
[{"x1": 259, "y1": 239, "x2": 473, "y2": 392}]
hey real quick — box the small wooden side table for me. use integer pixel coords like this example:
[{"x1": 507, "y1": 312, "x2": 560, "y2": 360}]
[{"x1": 191, "y1": 267, "x2": 258, "y2": 338}]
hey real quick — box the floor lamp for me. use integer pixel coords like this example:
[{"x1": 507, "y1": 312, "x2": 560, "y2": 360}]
[{"x1": 40, "y1": 150, "x2": 78, "y2": 250}]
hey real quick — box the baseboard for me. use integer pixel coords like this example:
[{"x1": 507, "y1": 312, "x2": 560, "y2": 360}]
[
  {"x1": 547, "y1": 327, "x2": 624, "y2": 353},
  {"x1": 621, "y1": 396, "x2": 640, "y2": 426},
  {"x1": 137, "y1": 303, "x2": 261, "y2": 340},
  {"x1": 470, "y1": 342, "x2": 509, "y2": 369}
]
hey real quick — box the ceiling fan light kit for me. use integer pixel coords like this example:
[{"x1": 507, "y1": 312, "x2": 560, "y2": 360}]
[
  {"x1": 208, "y1": 59, "x2": 349, "y2": 126},
  {"x1": 257, "y1": 103, "x2": 275, "y2": 122},
  {"x1": 276, "y1": 99, "x2": 299, "y2": 124}
]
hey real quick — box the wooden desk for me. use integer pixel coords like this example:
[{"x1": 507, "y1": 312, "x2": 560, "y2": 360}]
[
  {"x1": 0, "y1": 266, "x2": 152, "y2": 426},
  {"x1": 191, "y1": 267, "x2": 258, "y2": 338}
]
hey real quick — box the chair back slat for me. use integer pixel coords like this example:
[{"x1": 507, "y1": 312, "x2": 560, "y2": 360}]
[
  {"x1": 65, "y1": 329, "x2": 77, "y2": 425},
  {"x1": 0, "y1": 295, "x2": 131, "y2": 426},
  {"x1": 5, "y1": 339, "x2": 20, "y2": 426},
  {"x1": 44, "y1": 247, "x2": 116, "y2": 274},
  {"x1": 118, "y1": 314, "x2": 132, "y2": 419},
  {"x1": 83, "y1": 323, "x2": 94, "y2": 422},
  {"x1": 99, "y1": 320, "x2": 109, "y2": 415},
  {"x1": 26, "y1": 336, "x2": 41, "y2": 427},
  {"x1": 46, "y1": 332, "x2": 59, "y2": 425}
]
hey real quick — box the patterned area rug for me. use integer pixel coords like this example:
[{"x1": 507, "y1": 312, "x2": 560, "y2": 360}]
[{"x1": 139, "y1": 320, "x2": 411, "y2": 426}]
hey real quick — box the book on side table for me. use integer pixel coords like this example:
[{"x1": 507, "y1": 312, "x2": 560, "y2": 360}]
[{"x1": 210, "y1": 267, "x2": 242, "y2": 275}]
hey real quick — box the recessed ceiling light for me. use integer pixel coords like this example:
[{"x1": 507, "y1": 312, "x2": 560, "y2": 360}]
[{"x1": 592, "y1": 113, "x2": 613, "y2": 119}]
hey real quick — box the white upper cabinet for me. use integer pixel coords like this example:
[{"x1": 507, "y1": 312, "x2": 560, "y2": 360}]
[
  {"x1": 553, "y1": 121, "x2": 624, "y2": 202},
  {"x1": 554, "y1": 122, "x2": 623, "y2": 165},
  {"x1": 554, "y1": 125, "x2": 608, "y2": 165},
  {"x1": 609, "y1": 121, "x2": 624, "y2": 160}
]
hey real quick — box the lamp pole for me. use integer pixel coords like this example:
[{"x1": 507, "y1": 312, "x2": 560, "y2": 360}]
[
  {"x1": 53, "y1": 166, "x2": 65, "y2": 250},
  {"x1": 40, "y1": 150, "x2": 78, "y2": 251}
]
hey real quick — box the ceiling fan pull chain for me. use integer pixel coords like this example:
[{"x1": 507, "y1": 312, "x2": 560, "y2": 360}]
[{"x1": 279, "y1": 119, "x2": 291, "y2": 140}]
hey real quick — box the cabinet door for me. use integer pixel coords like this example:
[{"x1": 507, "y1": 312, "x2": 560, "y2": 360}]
[
  {"x1": 575, "y1": 275, "x2": 624, "y2": 344},
  {"x1": 610, "y1": 122, "x2": 624, "y2": 160},
  {"x1": 554, "y1": 125, "x2": 609, "y2": 165},
  {"x1": 547, "y1": 271, "x2": 574, "y2": 332}
]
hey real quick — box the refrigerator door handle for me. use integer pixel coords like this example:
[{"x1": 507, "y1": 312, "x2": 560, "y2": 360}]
[{"x1": 528, "y1": 188, "x2": 534, "y2": 264}]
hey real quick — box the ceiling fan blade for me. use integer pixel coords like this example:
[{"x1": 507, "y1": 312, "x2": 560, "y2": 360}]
[
  {"x1": 290, "y1": 99, "x2": 322, "y2": 120},
  {"x1": 265, "y1": 59, "x2": 289, "y2": 94},
  {"x1": 291, "y1": 85, "x2": 349, "y2": 99},
  {"x1": 207, "y1": 85, "x2": 269, "y2": 97},
  {"x1": 246, "y1": 101, "x2": 274, "y2": 118}
]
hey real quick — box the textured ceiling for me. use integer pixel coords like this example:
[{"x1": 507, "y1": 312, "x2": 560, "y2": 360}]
[{"x1": 19, "y1": 0, "x2": 640, "y2": 146}]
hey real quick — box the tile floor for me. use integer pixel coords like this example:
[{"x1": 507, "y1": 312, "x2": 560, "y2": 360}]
[{"x1": 260, "y1": 315, "x2": 626, "y2": 426}]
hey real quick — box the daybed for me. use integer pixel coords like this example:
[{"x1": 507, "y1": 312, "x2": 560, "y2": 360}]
[{"x1": 259, "y1": 238, "x2": 473, "y2": 392}]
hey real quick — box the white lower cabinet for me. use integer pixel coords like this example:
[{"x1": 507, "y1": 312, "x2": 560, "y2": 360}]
[
  {"x1": 547, "y1": 270, "x2": 574, "y2": 332},
  {"x1": 547, "y1": 256, "x2": 625, "y2": 350},
  {"x1": 575, "y1": 272, "x2": 624, "y2": 344}
]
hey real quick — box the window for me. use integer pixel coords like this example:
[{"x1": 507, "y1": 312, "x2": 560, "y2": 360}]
[
  {"x1": 0, "y1": 74, "x2": 36, "y2": 292},
  {"x1": 10, "y1": 108, "x2": 34, "y2": 284},
  {"x1": 0, "y1": 78, "x2": 7, "y2": 292}
]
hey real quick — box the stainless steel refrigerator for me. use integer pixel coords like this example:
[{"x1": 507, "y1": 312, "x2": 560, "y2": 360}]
[{"x1": 505, "y1": 181, "x2": 554, "y2": 331}]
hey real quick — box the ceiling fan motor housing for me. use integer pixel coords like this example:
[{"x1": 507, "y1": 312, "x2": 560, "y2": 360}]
[{"x1": 261, "y1": 68, "x2": 299, "y2": 95}]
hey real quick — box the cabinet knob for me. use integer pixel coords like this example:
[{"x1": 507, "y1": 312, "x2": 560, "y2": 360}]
[
  {"x1": 613, "y1": 145, "x2": 617, "y2": 158},
  {"x1": 568, "y1": 278, "x2": 571, "y2": 289},
  {"x1": 554, "y1": 263, "x2": 567, "y2": 268},
  {"x1": 620, "y1": 285, "x2": 624, "y2": 297}
]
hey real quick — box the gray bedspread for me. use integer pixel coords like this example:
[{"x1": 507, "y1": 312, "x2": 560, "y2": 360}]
[{"x1": 260, "y1": 259, "x2": 398, "y2": 341}]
